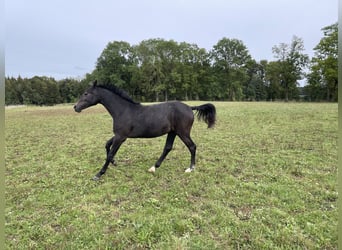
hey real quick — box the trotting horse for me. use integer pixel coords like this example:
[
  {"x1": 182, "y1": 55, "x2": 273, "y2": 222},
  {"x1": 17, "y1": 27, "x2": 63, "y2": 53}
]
[{"x1": 74, "y1": 80, "x2": 216, "y2": 180}]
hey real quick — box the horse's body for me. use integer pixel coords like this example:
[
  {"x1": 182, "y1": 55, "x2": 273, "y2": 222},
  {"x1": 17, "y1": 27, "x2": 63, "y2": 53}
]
[
  {"x1": 74, "y1": 81, "x2": 216, "y2": 180},
  {"x1": 109, "y1": 101, "x2": 194, "y2": 138}
]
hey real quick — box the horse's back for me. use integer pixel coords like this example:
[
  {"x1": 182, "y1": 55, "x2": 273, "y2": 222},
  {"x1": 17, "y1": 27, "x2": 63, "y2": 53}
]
[
  {"x1": 149, "y1": 100, "x2": 194, "y2": 125},
  {"x1": 171, "y1": 101, "x2": 193, "y2": 117}
]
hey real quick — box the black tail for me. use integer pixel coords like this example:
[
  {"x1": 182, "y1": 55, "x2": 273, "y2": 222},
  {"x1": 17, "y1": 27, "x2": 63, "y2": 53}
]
[{"x1": 191, "y1": 103, "x2": 216, "y2": 128}]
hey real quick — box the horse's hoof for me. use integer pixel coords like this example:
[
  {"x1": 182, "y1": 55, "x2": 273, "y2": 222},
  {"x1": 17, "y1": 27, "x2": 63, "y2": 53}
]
[
  {"x1": 148, "y1": 166, "x2": 156, "y2": 173},
  {"x1": 92, "y1": 175, "x2": 101, "y2": 181},
  {"x1": 185, "y1": 168, "x2": 194, "y2": 173}
]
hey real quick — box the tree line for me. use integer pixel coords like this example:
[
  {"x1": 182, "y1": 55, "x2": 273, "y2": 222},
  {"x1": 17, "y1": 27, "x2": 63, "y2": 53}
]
[{"x1": 5, "y1": 23, "x2": 337, "y2": 105}]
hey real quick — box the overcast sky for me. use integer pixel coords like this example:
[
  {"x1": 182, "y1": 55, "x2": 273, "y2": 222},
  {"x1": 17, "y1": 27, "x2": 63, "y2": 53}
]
[{"x1": 5, "y1": 0, "x2": 337, "y2": 80}]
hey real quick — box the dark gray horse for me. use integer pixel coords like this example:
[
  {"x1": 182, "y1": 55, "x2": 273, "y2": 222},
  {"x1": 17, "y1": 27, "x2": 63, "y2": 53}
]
[{"x1": 74, "y1": 80, "x2": 216, "y2": 180}]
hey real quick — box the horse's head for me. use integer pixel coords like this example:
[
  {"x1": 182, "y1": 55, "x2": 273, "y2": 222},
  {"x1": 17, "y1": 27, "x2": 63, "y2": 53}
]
[{"x1": 74, "y1": 80, "x2": 100, "y2": 113}]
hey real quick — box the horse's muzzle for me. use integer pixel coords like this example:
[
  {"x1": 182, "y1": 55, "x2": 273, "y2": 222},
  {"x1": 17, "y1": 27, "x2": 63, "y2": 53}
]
[{"x1": 74, "y1": 105, "x2": 81, "y2": 113}]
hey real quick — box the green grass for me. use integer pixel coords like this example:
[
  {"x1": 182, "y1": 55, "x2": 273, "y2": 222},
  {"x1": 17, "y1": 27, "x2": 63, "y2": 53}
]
[{"x1": 5, "y1": 102, "x2": 337, "y2": 249}]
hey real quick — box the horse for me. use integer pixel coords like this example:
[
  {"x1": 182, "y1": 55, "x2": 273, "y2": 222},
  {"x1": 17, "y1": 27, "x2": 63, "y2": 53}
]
[{"x1": 74, "y1": 80, "x2": 216, "y2": 180}]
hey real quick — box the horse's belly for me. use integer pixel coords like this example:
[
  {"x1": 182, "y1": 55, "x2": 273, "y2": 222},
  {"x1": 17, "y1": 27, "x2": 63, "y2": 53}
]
[{"x1": 129, "y1": 122, "x2": 171, "y2": 138}]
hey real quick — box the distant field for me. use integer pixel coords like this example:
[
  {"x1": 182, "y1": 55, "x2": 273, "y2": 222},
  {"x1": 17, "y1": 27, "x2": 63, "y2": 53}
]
[{"x1": 5, "y1": 102, "x2": 337, "y2": 249}]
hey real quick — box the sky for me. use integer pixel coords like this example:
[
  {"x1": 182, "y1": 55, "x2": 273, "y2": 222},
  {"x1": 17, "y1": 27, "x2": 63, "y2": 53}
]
[{"x1": 5, "y1": 0, "x2": 338, "y2": 80}]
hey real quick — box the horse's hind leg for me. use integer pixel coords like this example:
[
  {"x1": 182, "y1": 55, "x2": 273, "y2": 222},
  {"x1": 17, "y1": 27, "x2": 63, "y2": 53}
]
[
  {"x1": 105, "y1": 137, "x2": 115, "y2": 165},
  {"x1": 148, "y1": 132, "x2": 176, "y2": 173},
  {"x1": 178, "y1": 134, "x2": 196, "y2": 172}
]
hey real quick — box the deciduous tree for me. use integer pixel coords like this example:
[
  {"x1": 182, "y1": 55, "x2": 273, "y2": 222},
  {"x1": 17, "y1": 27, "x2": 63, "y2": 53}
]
[
  {"x1": 272, "y1": 36, "x2": 309, "y2": 101},
  {"x1": 306, "y1": 23, "x2": 338, "y2": 101}
]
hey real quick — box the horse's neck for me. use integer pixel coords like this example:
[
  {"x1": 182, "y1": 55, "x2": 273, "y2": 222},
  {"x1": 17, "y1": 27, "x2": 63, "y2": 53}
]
[{"x1": 100, "y1": 90, "x2": 136, "y2": 119}]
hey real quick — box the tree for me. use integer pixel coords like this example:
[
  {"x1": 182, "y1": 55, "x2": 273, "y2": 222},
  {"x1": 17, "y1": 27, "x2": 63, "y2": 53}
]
[
  {"x1": 7, "y1": 32, "x2": 335, "y2": 104},
  {"x1": 177, "y1": 42, "x2": 211, "y2": 100},
  {"x1": 156, "y1": 39, "x2": 180, "y2": 101},
  {"x1": 5, "y1": 77, "x2": 21, "y2": 105},
  {"x1": 58, "y1": 78, "x2": 84, "y2": 103},
  {"x1": 306, "y1": 23, "x2": 338, "y2": 101},
  {"x1": 265, "y1": 61, "x2": 282, "y2": 101},
  {"x1": 135, "y1": 39, "x2": 195, "y2": 101},
  {"x1": 244, "y1": 60, "x2": 268, "y2": 101},
  {"x1": 272, "y1": 36, "x2": 309, "y2": 101},
  {"x1": 134, "y1": 39, "x2": 166, "y2": 101},
  {"x1": 210, "y1": 38, "x2": 251, "y2": 100},
  {"x1": 94, "y1": 41, "x2": 137, "y2": 96}
]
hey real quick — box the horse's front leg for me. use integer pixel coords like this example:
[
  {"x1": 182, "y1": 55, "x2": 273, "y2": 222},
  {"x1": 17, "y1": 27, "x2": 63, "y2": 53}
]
[{"x1": 93, "y1": 135, "x2": 126, "y2": 181}]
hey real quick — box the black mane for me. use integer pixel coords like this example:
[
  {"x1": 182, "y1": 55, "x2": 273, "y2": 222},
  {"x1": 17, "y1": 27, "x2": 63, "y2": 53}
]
[{"x1": 98, "y1": 84, "x2": 140, "y2": 105}]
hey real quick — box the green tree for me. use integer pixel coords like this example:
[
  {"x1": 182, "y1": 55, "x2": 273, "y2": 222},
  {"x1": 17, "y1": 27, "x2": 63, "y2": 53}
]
[
  {"x1": 265, "y1": 61, "x2": 283, "y2": 100},
  {"x1": 210, "y1": 38, "x2": 251, "y2": 100},
  {"x1": 5, "y1": 76, "x2": 62, "y2": 105},
  {"x1": 134, "y1": 39, "x2": 165, "y2": 101},
  {"x1": 94, "y1": 41, "x2": 137, "y2": 95},
  {"x1": 306, "y1": 23, "x2": 338, "y2": 101},
  {"x1": 244, "y1": 60, "x2": 268, "y2": 101},
  {"x1": 58, "y1": 78, "x2": 77, "y2": 103},
  {"x1": 5, "y1": 77, "x2": 20, "y2": 105},
  {"x1": 29, "y1": 76, "x2": 46, "y2": 105},
  {"x1": 27, "y1": 76, "x2": 60, "y2": 105},
  {"x1": 177, "y1": 42, "x2": 210, "y2": 100},
  {"x1": 155, "y1": 39, "x2": 180, "y2": 101},
  {"x1": 272, "y1": 36, "x2": 309, "y2": 101}
]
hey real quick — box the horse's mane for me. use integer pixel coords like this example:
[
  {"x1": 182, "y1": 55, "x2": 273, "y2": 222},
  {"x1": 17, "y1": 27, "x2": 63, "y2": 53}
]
[{"x1": 97, "y1": 84, "x2": 140, "y2": 105}]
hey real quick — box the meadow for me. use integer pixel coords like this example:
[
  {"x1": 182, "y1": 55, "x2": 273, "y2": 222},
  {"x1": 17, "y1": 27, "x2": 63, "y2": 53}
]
[{"x1": 5, "y1": 102, "x2": 337, "y2": 249}]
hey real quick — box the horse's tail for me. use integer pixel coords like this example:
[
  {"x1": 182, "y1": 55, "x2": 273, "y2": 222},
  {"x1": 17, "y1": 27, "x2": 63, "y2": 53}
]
[{"x1": 191, "y1": 103, "x2": 216, "y2": 128}]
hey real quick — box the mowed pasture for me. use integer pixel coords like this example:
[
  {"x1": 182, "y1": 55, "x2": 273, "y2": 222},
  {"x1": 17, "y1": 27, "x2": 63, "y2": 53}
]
[{"x1": 5, "y1": 102, "x2": 337, "y2": 249}]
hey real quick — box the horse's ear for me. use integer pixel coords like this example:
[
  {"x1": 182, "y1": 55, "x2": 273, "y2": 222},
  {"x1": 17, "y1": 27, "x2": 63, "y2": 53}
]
[{"x1": 92, "y1": 80, "x2": 97, "y2": 87}]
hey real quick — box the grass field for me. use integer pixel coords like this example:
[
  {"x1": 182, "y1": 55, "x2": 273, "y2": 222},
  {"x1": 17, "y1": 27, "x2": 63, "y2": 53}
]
[{"x1": 5, "y1": 102, "x2": 337, "y2": 249}]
